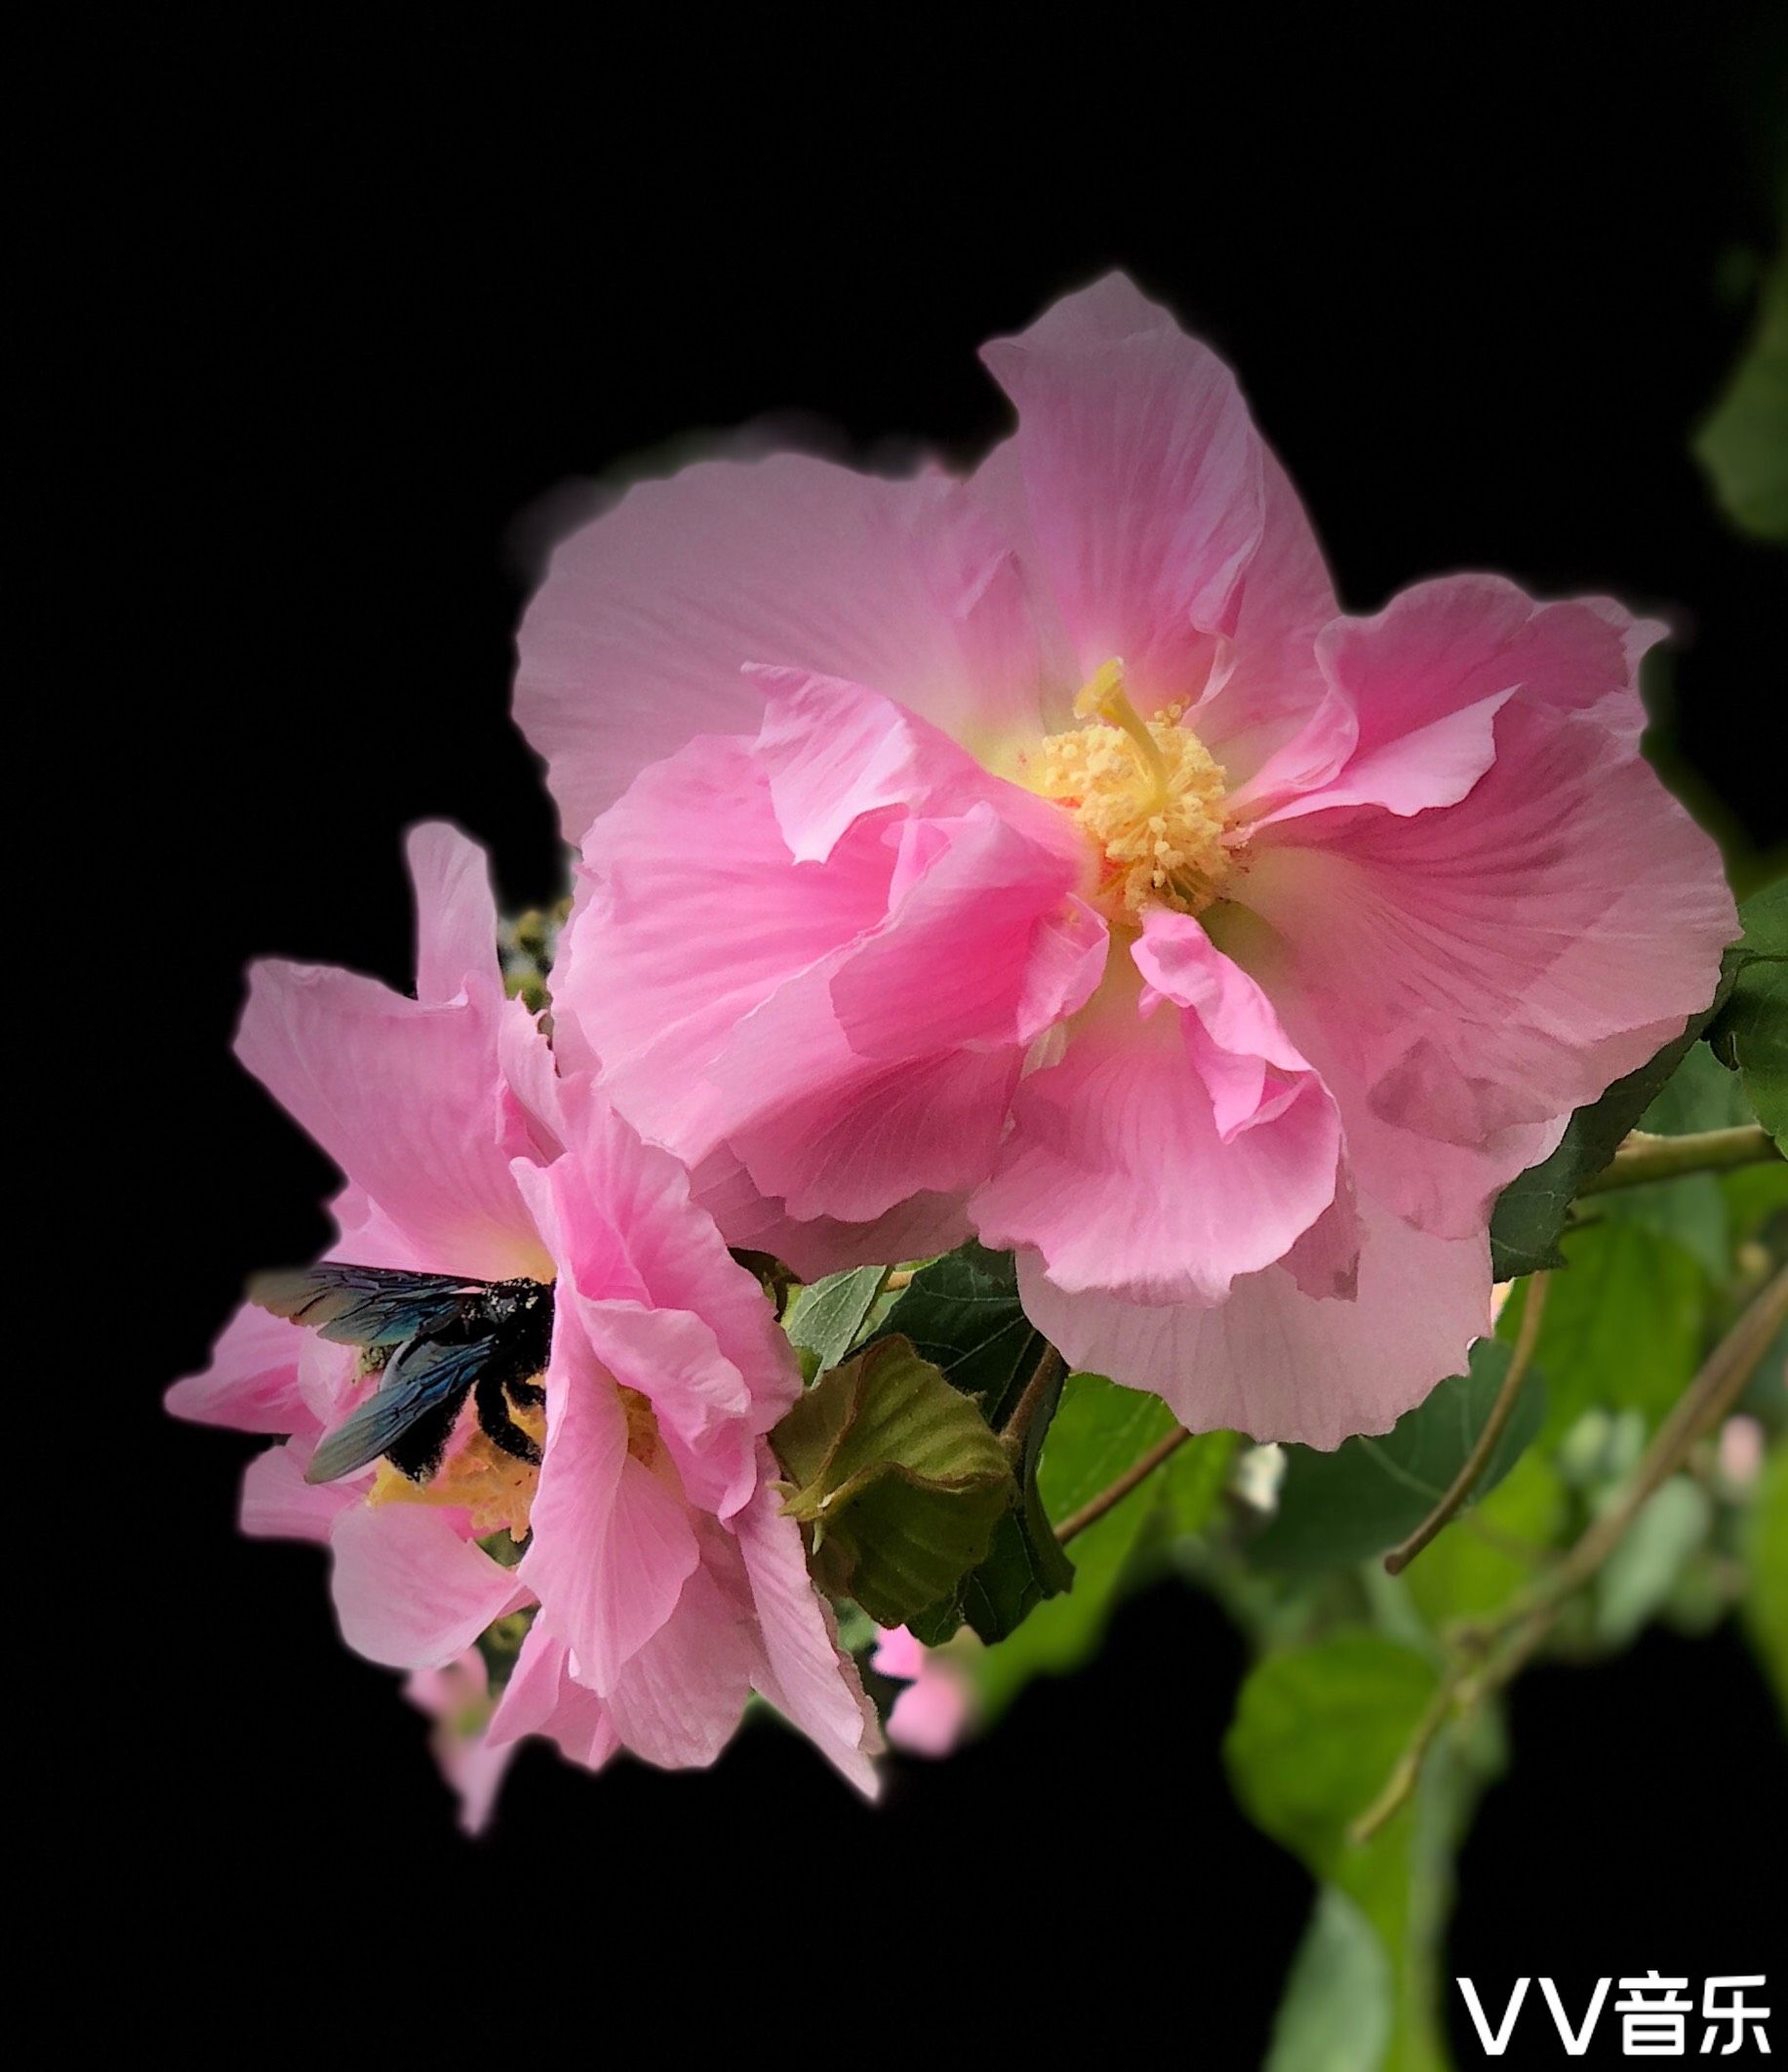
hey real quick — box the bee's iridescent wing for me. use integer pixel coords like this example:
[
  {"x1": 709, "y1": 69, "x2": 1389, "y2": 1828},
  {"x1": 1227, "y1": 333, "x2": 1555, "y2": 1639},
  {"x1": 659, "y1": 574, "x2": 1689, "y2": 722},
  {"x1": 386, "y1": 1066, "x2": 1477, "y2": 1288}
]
[
  {"x1": 250, "y1": 1262, "x2": 487, "y2": 1348},
  {"x1": 302, "y1": 1333, "x2": 500, "y2": 1486}
]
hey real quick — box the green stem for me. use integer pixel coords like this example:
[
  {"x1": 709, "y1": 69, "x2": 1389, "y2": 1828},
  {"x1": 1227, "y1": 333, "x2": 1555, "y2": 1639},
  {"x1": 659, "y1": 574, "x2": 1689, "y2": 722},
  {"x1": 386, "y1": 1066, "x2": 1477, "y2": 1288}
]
[
  {"x1": 1056, "y1": 1425, "x2": 1193, "y2": 1543},
  {"x1": 1350, "y1": 1262, "x2": 1788, "y2": 1845},
  {"x1": 1382, "y1": 1274, "x2": 1550, "y2": 1575},
  {"x1": 1576, "y1": 1124, "x2": 1780, "y2": 1195},
  {"x1": 1001, "y1": 1344, "x2": 1064, "y2": 1457}
]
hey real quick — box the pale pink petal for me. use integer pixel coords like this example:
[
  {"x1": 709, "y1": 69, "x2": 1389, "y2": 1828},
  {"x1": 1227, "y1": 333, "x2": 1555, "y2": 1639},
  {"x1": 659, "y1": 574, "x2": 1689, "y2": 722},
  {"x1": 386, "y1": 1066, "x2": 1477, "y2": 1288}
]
[
  {"x1": 485, "y1": 1625, "x2": 618, "y2": 1772},
  {"x1": 1245, "y1": 576, "x2": 1666, "y2": 825},
  {"x1": 1017, "y1": 1202, "x2": 1493, "y2": 1450},
  {"x1": 726, "y1": 1043, "x2": 1022, "y2": 1228},
  {"x1": 234, "y1": 836, "x2": 549, "y2": 1284},
  {"x1": 166, "y1": 1303, "x2": 312, "y2": 1434},
  {"x1": 869, "y1": 1625, "x2": 927, "y2": 1682},
  {"x1": 404, "y1": 1650, "x2": 516, "y2": 1834},
  {"x1": 735, "y1": 1479, "x2": 882, "y2": 1796},
  {"x1": 551, "y1": 736, "x2": 899, "y2": 1158},
  {"x1": 406, "y1": 820, "x2": 503, "y2": 1007},
  {"x1": 1238, "y1": 698, "x2": 1736, "y2": 1232},
  {"x1": 887, "y1": 1672, "x2": 974, "y2": 1759},
  {"x1": 603, "y1": 1562, "x2": 757, "y2": 1770},
  {"x1": 979, "y1": 272, "x2": 1263, "y2": 707},
  {"x1": 329, "y1": 1503, "x2": 527, "y2": 1669},
  {"x1": 518, "y1": 1302, "x2": 699, "y2": 1693},
  {"x1": 240, "y1": 1441, "x2": 357, "y2": 1542},
  {"x1": 1185, "y1": 447, "x2": 1341, "y2": 789},
  {"x1": 516, "y1": 1084, "x2": 798, "y2": 1420},
  {"x1": 706, "y1": 801, "x2": 1103, "y2": 1226},
  {"x1": 694, "y1": 1146, "x2": 974, "y2": 1282},
  {"x1": 574, "y1": 1299, "x2": 760, "y2": 1521},
  {"x1": 973, "y1": 927, "x2": 1345, "y2": 1308},
  {"x1": 514, "y1": 452, "x2": 1049, "y2": 841},
  {"x1": 748, "y1": 664, "x2": 999, "y2": 863}
]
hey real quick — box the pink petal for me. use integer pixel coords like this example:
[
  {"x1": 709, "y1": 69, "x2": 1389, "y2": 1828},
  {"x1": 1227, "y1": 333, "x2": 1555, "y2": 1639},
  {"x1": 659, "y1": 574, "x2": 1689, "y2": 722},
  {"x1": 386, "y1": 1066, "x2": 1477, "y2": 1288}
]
[
  {"x1": 869, "y1": 1625, "x2": 926, "y2": 1682},
  {"x1": 1245, "y1": 576, "x2": 1666, "y2": 825},
  {"x1": 406, "y1": 820, "x2": 504, "y2": 1007},
  {"x1": 1240, "y1": 697, "x2": 1736, "y2": 1233},
  {"x1": 485, "y1": 1625, "x2": 618, "y2": 1772},
  {"x1": 707, "y1": 799, "x2": 1103, "y2": 1225},
  {"x1": 1185, "y1": 447, "x2": 1341, "y2": 788},
  {"x1": 748, "y1": 664, "x2": 999, "y2": 863},
  {"x1": 556, "y1": 676, "x2": 1103, "y2": 1240},
  {"x1": 979, "y1": 272, "x2": 1263, "y2": 707},
  {"x1": 518, "y1": 1083, "x2": 797, "y2": 1421},
  {"x1": 603, "y1": 1560, "x2": 757, "y2": 1770},
  {"x1": 887, "y1": 1673, "x2": 974, "y2": 1759},
  {"x1": 165, "y1": 1303, "x2": 312, "y2": 1434},
  {"x1": 513, "y1": 452, "x2": 1048, "y2": 843},
  {"x1": 234, "y1": 835, "x2": 549, "y2": 1283},
  {"x1": 694, "y1": 1142, "x2": 974, "y2": 1283},
  {"x1": 973, "y1": 926, "x2": 1345, "y2": 1308},
  {"x1": 329, "y1": 1503, "x2": 527, "y2": 1669},
  {"x1": 507, "y1": 1094, "x2": 797, "y2": 1518},
  {"x1": 735, "y1": 1478, "x2": 882, "y2": 1796},
  {"x1": 517, "y1": 1301, "x2": 699, "y2": 1693},
  {"x1": 404, "y1": 1649, "x2": 516, "y2": 1835},
  {"x1": 1016, "y1": 1201, "x2": 1493, "y2": 1450},
  {"x1": 551, "y1": 735, "x2": 899, "y2": 1160},
  {"x1": 240, "y1": 1441, "x2": 357, "y2": 1542}
]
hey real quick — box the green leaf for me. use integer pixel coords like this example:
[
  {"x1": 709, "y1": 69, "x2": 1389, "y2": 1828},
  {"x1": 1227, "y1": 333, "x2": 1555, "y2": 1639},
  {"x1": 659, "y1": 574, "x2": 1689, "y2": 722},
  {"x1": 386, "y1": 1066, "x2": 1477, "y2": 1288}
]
[
  {"x1": 1248, "y1": 1338, "x2": 1545, "y2": 1574},
  {"x1": 1229, "y1": 1637, "x2": 1500, "y2": 2072},
  {"x1": 966, "y1": 1375, "x2": 1235, "y2": 1718},
  {"x1": 1744, "y1": 1445, "x2": 1788, "y2": 1722},
  {"x1": 871, "y1": 1243, "x2": 1074, "y2": 1643},
  {"x1": 867, "y1": 1240, "x2": 1047, "y2": 1419},
  {"x1": 771, "y1": 1335, "x2": 1015, "y2": 1627},
  {"x1": 1266, "y1": 1888, "x2": 1393, "y2": 2072},
  {"x1": 1597, "y1": 1042, "x2": 1753, "y2": 1278},
  {"x1": 784, "y1": 1266, "x2": 886, "y2": 1373},
  {"x1": 1708, "y1": 879, "x2": 1788, "y2": 1152},
  {"x1": 1490, "y1": 1017, "x2": 1725, "y2": 1279},
  {"x1": 1505, "y1": 1219, "x2": 1707, "y2": 1438},
  {"x1": 1692, "y1": 246, "x2": 1788, "y2": 543},
  {"x1": 1402, "y1": 1452, "x2": 1569, "y2": 1627},
  {"x1": 1594, "y1": 1477, "x2": 1713, "y2": 1649}
]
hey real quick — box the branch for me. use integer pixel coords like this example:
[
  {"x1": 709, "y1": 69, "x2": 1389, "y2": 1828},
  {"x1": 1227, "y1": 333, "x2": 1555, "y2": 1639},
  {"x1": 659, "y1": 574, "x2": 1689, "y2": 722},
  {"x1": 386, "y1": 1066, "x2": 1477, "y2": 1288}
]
[
  {"x1": 1056, "y1": 1425, "x2": 1194, "y2": 1544},
  {"x1": 1382, "y1": 1274, "x2": 1550, "y2": 1575},
  {"x1": 1001, "y1": 1344, "x2": 1064, "y2": 1457},
  {"x1": 1350, "y1": 1262, "x2": 1788, "y2": 1845},
  {"x1": 1576, "y1": 1124, "x2": 1780, "y2": 1196}
]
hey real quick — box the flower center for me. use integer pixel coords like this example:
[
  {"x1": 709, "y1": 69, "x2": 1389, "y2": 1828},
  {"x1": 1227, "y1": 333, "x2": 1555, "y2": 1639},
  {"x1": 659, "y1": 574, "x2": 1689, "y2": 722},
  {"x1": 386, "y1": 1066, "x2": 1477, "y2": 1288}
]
[
  {"x1": 1031, "y1": 659, "x2": 1232, "y2": 919},
  {"x1": 369, "y1": 1387, "x2": 548, "y2": 1539}
]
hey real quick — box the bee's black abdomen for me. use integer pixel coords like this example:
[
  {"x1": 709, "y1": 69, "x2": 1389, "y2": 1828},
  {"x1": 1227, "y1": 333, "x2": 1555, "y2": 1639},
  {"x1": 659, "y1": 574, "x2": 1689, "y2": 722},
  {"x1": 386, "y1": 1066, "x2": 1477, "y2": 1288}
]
[{"x1": 382, "y1": 1396, "x2": 463, "y2": 1482}]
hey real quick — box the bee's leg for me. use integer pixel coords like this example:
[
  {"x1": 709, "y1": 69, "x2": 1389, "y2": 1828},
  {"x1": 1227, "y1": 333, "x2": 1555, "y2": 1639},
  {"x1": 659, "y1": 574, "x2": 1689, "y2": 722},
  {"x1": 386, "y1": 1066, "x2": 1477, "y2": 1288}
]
[{"x1": 475, "y1": 1371, "x2": 544, "y2": 1465}]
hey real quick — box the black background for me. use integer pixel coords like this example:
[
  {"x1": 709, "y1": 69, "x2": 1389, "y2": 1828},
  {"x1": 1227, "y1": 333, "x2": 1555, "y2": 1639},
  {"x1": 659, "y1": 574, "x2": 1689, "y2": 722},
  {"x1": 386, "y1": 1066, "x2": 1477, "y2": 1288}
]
[{"x1": 86, "y1": 13, "x2": 1785, "y2": 2059}]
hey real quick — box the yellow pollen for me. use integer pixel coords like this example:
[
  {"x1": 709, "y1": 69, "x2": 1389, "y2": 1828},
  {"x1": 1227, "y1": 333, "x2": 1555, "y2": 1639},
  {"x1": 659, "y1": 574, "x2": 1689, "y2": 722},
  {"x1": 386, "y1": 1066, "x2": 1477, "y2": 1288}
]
[
  {"x1": 1035, "y1": 659, "x2": 1233, "y2": 918},
  {"x1": 368, "y1": 1387, "x2": 548, "y2": 1539},
  {"x1": 617, "y1": 1385, "x2": 666, "y2": 1472}
]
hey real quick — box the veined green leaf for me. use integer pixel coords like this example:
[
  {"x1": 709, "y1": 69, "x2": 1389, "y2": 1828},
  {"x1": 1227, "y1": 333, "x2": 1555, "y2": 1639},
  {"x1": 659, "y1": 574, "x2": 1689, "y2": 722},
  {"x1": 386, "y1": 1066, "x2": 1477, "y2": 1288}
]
[
  {"x1": 772, "y1": 1335, "x2": 1015, "y2": 1628},
  {"x1": 1249, "y1": 1339, "x2": 1544, "y2": 1574},
  {"x1": 784, "y1": 1266, "x2": 887, "y2": 1373}
]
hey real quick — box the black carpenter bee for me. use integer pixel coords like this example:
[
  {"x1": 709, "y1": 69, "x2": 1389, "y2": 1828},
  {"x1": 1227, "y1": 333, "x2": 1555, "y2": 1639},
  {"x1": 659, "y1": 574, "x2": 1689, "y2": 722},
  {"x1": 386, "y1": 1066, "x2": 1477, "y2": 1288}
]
[{"x1": 251, "y1": 1263, "x2": 554, "y2": 1487}]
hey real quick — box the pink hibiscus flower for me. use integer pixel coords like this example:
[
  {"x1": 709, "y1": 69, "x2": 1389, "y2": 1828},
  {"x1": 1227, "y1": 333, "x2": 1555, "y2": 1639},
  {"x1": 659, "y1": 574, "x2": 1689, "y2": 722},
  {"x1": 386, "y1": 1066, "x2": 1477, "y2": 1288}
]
[
  {"x1": 168, "y1": 822, "x2": 880, "y2": 1794},
  {"x1": 516, "y1": 273, "x2": 1736, "y2": 1447},
  {"x1": 404, "y1": 1648, "x2": 516, "y2": 1834},
  {"x1": 870, "y1": 1626, "x2": 977, "y2": 1758}
]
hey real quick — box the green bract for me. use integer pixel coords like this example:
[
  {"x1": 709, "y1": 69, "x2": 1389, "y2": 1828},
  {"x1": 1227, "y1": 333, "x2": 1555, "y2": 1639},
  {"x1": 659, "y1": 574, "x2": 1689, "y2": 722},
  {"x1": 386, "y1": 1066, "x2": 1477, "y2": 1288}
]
[{"x1": 771, "y1": 1335, "x2": 1017, "y2": 1628}]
